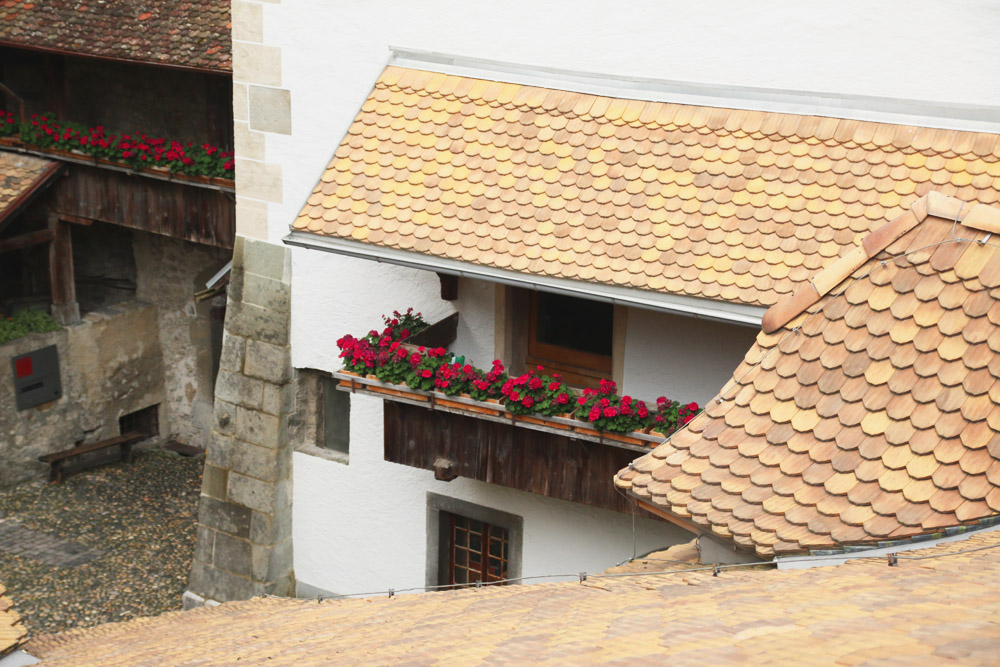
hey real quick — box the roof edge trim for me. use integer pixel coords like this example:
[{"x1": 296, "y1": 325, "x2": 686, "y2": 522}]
[
  {"x1": 775, "y1": 522, "x2": 1000, "y2": 570},
  {"x1": 283, "y1": 231, "x2": 766, "y2": 326},
  {"x1": 0, "y1": 40, "x2": 232, "y2": 75},
  {"x1": 389, "y1": 48, "x2": 1000, "y2": 134}
]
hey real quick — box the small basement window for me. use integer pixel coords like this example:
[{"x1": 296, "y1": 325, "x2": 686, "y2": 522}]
[
  {"x1": 444, "y1": 512, "x2": 510, "y2": 588},
  {"x1": 322, "y1": 377, "x2": 350, "y2": 455},
  {"x1": 118, "y1": 404, "x2": 159, "y2": 438},
  {"x1": 427, "y1": 493, "x2": 522, "y2": 589}
]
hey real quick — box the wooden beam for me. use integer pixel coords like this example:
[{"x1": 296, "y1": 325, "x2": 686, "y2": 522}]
[
  {"x1": 48, "y1": 217, "x2": 79, "y2": 325},
  {"x1": 635, "y1": 499, "x2": 702, "y2": 535},
  {"x1": 0, "y1": 228, "x2": 55, "y2": 254},
  {"x1": 437, "y1": 272, "x2": 458, "y2": 301},
  {"x1": 59, "y1": 214, "x2": 95, "y2": 226}
]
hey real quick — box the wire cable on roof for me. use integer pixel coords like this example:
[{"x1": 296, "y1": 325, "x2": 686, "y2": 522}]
[{"x1": 274, "y1": 532, "x2": 1000, "y2": 603}]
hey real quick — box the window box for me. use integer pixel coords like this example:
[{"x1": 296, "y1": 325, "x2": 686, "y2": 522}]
[{"x1": 334, "y1": 370, "x2": 662, "y2": 452}]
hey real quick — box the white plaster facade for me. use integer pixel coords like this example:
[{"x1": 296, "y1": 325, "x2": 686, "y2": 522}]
[{"x1": 235, "y1": 0, "x2": 1000, "y2": 596}]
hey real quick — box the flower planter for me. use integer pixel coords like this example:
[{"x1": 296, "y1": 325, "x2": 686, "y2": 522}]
[
  {"x1": 606, "y1": 432, "x2": 649, "y2": 447},
  {"x1": 382, "y1": 386, "x2": 429, "y2": 403},
  {"x1": 0, "y1": 136, "x2": 235, "y2": 187}
]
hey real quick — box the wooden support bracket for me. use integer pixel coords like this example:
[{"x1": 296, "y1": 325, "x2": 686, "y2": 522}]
[{"x1": 437, "y1": 272, "x2": 458, "y2": 301}]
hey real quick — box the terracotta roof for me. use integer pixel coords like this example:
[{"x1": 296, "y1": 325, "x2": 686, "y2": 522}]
[
  {"x1": 0, "y1": 0, "x2": 231, "y2": 72},
  {"x1": 0, "y1": 151, "x2": 59, "y2": 228},
  {"x1": 0, "y1": 584, "x2": 27, "y2": 658},
  {"x1": 292, "y1": 66, "x2": 1000, "y2": 308},
  {"x1": 28, "y1": 530, "x2": 1000, "y2": 665},
  {"x1": 616, "y1": 193, "x2": 1000, "y2": 557}
]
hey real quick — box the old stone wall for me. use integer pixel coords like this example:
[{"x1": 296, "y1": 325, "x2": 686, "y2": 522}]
[
  {"x1": 134, "y1": 231, "x2": 229, "y2": 446},
  {"x1": 0, "y1": 301, "x2": 165, "y2": 487},
  {"x1": 186, "y1": 237, "x2": 294, "y2": 605}
]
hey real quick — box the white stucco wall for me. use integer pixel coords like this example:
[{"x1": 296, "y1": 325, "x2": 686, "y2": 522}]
[
  {"x1": 254, "y1": 0, "x2": 1000, "y2": 596},
  {"x1": 261, "y1": 0, "x2": 1000, "y2": 246},
  {"x1": 621, "y1": 308, "x2": 759, "y2": 406},
  {"x1": 289, "y1": 264, "x2": 753, "y2": 594},
  {"x1": 293, "y1": 393, "x2": 688, "y2": 596}
]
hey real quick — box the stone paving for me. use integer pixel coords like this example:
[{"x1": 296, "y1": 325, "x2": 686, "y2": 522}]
[
  {"x1": 0, "y1": 448, "x2": 203, "y2": 635},
  {"x1": 0, "y1": 520, "x2": 102, "y2": 568}
]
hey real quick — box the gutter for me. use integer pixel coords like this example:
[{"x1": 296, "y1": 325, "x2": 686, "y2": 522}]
[{"x1": 283, "y1": 231, "x2": 766, "y2": 327}]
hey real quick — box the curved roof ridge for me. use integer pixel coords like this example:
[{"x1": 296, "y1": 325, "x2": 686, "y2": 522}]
[{"x1": 761, "y1": 192, "x2": 999, "y2": 333}]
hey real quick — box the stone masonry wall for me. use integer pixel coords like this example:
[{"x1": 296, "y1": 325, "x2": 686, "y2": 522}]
[
  {"x1": 0, "y1": 301, "x2": 166, "y2": 487},
  {"x1": 186, "y1": 237, "x2": 294, "y2": 604},
  {"x1": 134, "y1": 231, "x2": 230, "y2": 446}
]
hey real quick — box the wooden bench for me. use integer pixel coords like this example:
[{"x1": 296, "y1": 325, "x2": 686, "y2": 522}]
[{"x1": 39, "y1": 432, "x2": 143, "y2": 483}]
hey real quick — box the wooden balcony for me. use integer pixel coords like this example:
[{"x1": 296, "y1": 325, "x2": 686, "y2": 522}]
[{"x1": 335, "y1": 371, "x2": 666, "y2": 515}]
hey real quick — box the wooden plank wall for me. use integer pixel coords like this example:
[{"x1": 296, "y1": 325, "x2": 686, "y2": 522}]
[
  {"x1": 384, "y1": 401, "x2": 640, "y2": 514},
  {"x1": 49, "y1": 164, "x2": 235, "y2": 248}
]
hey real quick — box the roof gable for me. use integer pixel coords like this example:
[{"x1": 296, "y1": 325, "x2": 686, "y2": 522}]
[
  {"x1": 617, "y1": 193, "x2": 1000, "y2": 556},
  {"x1": 293, "y1": 66, "x2": 1000, "y2": 307}
]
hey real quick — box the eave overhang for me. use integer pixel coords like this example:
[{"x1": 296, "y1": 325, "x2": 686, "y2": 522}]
[{"x1": 284, "y1": 230, "x2": 766, "y2": 327}]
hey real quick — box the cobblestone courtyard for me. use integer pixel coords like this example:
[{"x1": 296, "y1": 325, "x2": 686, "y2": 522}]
[{"x1": 0, "y1": 449, "x2": 202, "y2": 635}]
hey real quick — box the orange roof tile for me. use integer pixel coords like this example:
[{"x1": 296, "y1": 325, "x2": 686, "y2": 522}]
[
  {"x1": 292, "y1": 66, "x2": 1000, "y2": 308},
  {"x1": 0, "y1": 151, "x2": 59, "y2": 228},
  {"x1": 0, "y1": 583, "x2": 27, "y2": 658},
  {"x1": 27, "y1": 530, "x2": 1000, "y2": 665},
  {"x1": 617, "y1": 193, "x2": 1000, "y2": 556}
]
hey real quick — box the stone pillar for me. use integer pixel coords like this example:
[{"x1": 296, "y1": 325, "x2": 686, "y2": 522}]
[{"x1": 184, "y1": 236, "x2": 294, "y2": 607}]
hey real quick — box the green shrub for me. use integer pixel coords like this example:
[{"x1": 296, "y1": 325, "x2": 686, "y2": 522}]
[{"x1": 0, "y1": 309, "x2": 62, "y2": 345}]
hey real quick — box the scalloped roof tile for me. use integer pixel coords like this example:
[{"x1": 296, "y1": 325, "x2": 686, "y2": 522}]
[
  {"x1": 293, "y1": 66, "x2": 1000, "y2": 307},
  {"x1": 0, "y1": 0, "x2": 231, "y2": 71},
  {"x1": 616, "y1": 193, "x2": 1000, "y2": 557},
  {"x1": 0, "y1": 583, "x2": 27, "y2": 659},
  {"x1": 26, "y1": 530, "x2": 1000, "y2": 665},
  {"x1": 0, "y1": 150, "x2": 59, "y2": 225}
]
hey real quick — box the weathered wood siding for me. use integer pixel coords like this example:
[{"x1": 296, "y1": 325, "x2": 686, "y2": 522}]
[
  {"x1": 384, "y1": 401, "x2": 638, "y2": 514},
  {"x1": 49, "y1": 164, "x2": 234, "y2": 248}
]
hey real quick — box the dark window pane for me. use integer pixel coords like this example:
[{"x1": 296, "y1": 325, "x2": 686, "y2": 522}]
[
  {"x1": 470, "y1": 532, "x2": 481, "y2": 552},
  {"x1": 489, "y1": 538, "x2": 503, "y2": 558},
  {"x1": 535, "y1": 292, "x2": 613, "y2": 356},
  {"x1": 455, "y1": 528, "x2": 467, "y2": 548},
  {"x1": 455, "y1": 548, "x2": 467, "y2": 567},
  {"x1": 322, "y1": 378, "x2": 350, "y2": 454},
  {"x1": 470, "y1": 519, "x2": 482, "y2": 533}
]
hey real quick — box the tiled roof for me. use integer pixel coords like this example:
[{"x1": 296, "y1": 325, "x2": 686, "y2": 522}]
[
  {"x1": 616, "y1": 193, "x2": 1000, "y2": 557},
  {"x1": 0, "y1": 0, "x2": 231, "y2": 72},
  {"x1": 0, "y1": 584, "x2": 27, "y2": 658},
  {"x1": 292, "y1": 66, "x2": 1000, "y2": 308},
  {"x1": 0, "y1": 151, "x2": 59, "y2": 227},
  {"x1": 28, "y1": 530, "x2": 1000, "y2": 665}
]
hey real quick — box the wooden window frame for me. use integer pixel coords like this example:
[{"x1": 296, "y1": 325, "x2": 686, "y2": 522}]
[
  {"x1": 496, "y1": 286, "x2": 626, "y2": 390},
  {"x1": 446, "y1": 513, "x2": 510, "y2": 587},
  {"x1": 426, "y1": 492, "x2": 522, "y2": 589},
  {"x1": 526, "y1": 291, "x2": 613, "y2": 387}
]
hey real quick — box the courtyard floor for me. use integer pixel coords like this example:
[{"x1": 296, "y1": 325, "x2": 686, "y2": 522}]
[{"x1": 0, "y1": 448, "x2": 203, "y2": 635}]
